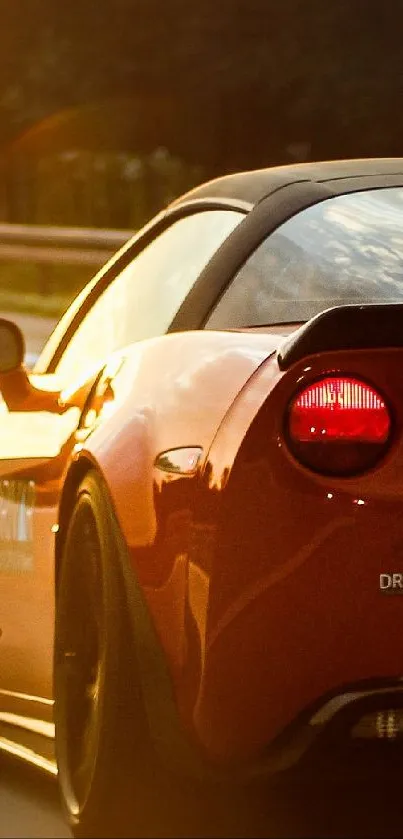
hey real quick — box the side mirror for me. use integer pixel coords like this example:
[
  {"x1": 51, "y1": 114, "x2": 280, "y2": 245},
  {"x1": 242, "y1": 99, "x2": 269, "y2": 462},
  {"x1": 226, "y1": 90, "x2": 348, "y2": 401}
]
[
  {"x1": 0, "y1": 318, "x2": 62, "y2": 413},
  {"x1": 0, "y1": 319, "x2": 25, "y2": 373}
]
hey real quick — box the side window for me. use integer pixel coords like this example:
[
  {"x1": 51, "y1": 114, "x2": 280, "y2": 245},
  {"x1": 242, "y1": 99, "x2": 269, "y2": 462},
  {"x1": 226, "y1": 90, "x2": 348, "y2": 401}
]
[{"x1": 53, "y1": 210, "x2": 243, "y2": 382}]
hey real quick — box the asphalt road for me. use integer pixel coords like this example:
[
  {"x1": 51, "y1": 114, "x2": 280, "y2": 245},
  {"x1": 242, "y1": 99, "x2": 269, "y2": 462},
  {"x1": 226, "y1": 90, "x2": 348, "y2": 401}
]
[
  {"x1": 2, "y1": 755, "x2": 403, "y2": 839},
  {"x1": 0, "y1": 759, "x2": 70, "y2": 838}
]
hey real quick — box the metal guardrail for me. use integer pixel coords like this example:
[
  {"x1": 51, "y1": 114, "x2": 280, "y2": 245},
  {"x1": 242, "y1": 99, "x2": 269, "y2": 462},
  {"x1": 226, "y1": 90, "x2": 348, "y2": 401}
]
[{"x1": 0, "y1": 223, "x2": 133, "y2": 267}]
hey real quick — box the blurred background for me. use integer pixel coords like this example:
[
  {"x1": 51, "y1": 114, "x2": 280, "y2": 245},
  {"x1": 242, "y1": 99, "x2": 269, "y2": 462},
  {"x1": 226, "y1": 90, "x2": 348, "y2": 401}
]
[{"x1": 0, "y1": 0, "x2": 402, "y2": 321}]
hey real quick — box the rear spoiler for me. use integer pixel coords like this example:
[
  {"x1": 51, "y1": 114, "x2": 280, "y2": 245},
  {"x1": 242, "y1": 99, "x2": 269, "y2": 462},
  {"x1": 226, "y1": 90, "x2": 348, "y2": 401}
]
[{"x1": 277, "y1": 303, "x2": 403, "y2": 370}]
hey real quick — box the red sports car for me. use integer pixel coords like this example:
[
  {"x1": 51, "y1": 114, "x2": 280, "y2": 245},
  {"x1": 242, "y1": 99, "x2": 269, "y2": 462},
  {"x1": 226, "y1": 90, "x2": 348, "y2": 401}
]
[{"x1": 1, "y1": 158, "x2": 403, "y2": 836}]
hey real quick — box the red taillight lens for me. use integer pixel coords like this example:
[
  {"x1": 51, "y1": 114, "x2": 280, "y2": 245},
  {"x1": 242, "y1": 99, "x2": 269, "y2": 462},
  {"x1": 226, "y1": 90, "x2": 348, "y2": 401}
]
[{"x1": 287, "y1": 376, "x2": 392, "y2": 475}]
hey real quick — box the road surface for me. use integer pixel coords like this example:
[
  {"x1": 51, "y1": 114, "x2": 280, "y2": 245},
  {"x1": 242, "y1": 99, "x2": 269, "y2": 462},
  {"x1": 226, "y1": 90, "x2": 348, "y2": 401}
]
[
  {"x1": 3, "y1": 749, "x2": 403, "y2": 839},
  {"x1": 0, "y1": 759, "x2": 69, "y2": 838}
]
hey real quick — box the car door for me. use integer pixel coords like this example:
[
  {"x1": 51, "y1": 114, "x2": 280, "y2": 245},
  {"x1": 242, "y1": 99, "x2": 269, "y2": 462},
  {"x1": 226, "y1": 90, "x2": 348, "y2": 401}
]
[{"x1": 0, "y1": 208, "x2": 245, "y2": 731}]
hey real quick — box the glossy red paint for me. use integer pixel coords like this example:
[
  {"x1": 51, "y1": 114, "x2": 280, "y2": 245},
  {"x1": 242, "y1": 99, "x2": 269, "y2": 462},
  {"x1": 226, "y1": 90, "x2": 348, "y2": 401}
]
[
  {"x1": 190, "y1": 347, "x2": 403, "y2": 760},
  {"x1": 78, "y1": 330, "x2": 279, "y2": 679},
  {"x1": 79, "y1": 336, "x2": 403, "y2": 764},
  {"x1": 79, "y1": 330, "x2": 279, "y2": 552}
]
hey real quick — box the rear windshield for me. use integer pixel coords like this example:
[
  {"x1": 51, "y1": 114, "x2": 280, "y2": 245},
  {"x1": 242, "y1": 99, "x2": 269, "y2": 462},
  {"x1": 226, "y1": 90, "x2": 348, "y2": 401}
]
[{"x1": 206, "y1": 186, "x2": 403, "y2": 327}]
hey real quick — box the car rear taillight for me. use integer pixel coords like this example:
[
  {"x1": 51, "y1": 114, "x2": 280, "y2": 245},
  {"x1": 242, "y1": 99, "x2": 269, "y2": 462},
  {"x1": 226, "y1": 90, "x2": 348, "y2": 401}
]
[{"x1": 287, "y1": 376, "x2": 392, "y2": 476}]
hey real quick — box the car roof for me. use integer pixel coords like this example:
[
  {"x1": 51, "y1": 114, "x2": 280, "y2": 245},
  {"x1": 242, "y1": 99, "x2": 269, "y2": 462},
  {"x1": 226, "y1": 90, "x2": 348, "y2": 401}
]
[{"x1": 172, "y1": 158, "x2": 403, "y2": 210}]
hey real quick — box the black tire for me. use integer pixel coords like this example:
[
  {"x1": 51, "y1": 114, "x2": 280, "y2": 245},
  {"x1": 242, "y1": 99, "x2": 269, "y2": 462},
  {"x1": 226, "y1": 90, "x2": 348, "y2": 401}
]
[{"x1": 54, "y1": 470, "x2": 159, "y2": 838}]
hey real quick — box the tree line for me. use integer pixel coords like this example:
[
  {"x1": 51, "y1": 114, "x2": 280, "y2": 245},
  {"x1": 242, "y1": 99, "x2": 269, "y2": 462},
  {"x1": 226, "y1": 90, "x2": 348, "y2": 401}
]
[{"x1": 0, "y1": 0, "x2": 401, "y2": 226}]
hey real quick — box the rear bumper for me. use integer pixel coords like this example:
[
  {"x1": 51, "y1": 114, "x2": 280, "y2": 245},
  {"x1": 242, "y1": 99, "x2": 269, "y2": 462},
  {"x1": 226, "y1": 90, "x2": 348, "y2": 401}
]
[
  {"x1": 240, "y1": 678, "x2": 403, "y2": 784},
  {"x1": 167, "y1": 679, "x2": 403, "y2": 788}
]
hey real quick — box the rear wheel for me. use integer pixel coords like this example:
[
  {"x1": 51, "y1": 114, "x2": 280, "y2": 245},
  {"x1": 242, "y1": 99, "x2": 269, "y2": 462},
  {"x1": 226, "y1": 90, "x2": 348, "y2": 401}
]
[
  {"x1": 54, "y1": 471, "x2": 159, "y2": 837},
  {"x1": 53, "y1": 470, "x2": 264, "y2": 838}
]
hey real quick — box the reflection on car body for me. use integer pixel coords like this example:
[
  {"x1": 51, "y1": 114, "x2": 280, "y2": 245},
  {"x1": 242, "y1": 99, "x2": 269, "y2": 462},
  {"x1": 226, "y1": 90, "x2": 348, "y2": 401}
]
[{"x1": 0, "y1": 479, "x2": 35, "y2": 573}]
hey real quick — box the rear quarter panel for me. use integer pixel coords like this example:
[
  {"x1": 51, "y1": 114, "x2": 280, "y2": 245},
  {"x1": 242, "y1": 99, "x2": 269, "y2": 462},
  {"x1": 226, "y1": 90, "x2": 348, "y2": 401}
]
[
  {"x1": 80, "y1": 331, "x2": 279, "y2": 543},
  {"x1": 77, "y1": 334, "x2": 403, "y2": 765},
  {"x1": 76, "y1": 330, "x2": 279, "y2": 687},
  {"x1": 194, "y1": 347, "x2": 403, "y2": 760}
]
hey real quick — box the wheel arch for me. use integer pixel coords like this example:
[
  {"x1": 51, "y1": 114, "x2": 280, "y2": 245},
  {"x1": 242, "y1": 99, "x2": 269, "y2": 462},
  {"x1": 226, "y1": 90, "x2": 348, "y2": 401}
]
[
  {"x1": 55, "y1": 456, "x2": 215, "y2": 781},
  {"x1": 56, "y1": 455, "x2": 96, "y2": 589}
]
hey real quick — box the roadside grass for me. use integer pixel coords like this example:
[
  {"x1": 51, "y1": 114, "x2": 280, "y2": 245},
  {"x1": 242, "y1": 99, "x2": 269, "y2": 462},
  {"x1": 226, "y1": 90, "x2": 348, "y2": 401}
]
[
  {"x1": 0, "y1": 261, "x2": 94, "y2": 318},
  {"x1": 0, "y1": 289, "x2": 73, "y2": 318}
]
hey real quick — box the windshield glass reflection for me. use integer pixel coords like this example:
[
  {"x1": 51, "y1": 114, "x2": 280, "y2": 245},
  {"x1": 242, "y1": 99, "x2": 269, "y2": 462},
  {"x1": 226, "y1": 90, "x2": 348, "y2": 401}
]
[{"x1": 207, "y1": 187, "x2": 403, "y2": 327}]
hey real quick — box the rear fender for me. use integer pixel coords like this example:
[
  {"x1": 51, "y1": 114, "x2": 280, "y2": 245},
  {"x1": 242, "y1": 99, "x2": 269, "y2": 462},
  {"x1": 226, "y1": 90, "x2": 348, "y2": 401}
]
[{"x1": 70, "y1": 330, "x2": 280, "y2": 547}]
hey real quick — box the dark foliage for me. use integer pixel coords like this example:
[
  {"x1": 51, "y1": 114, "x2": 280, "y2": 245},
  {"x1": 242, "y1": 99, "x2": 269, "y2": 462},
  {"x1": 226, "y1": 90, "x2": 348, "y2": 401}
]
[{"x1": 0, "y1": 0, "x2": 402, "y2": 224}]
